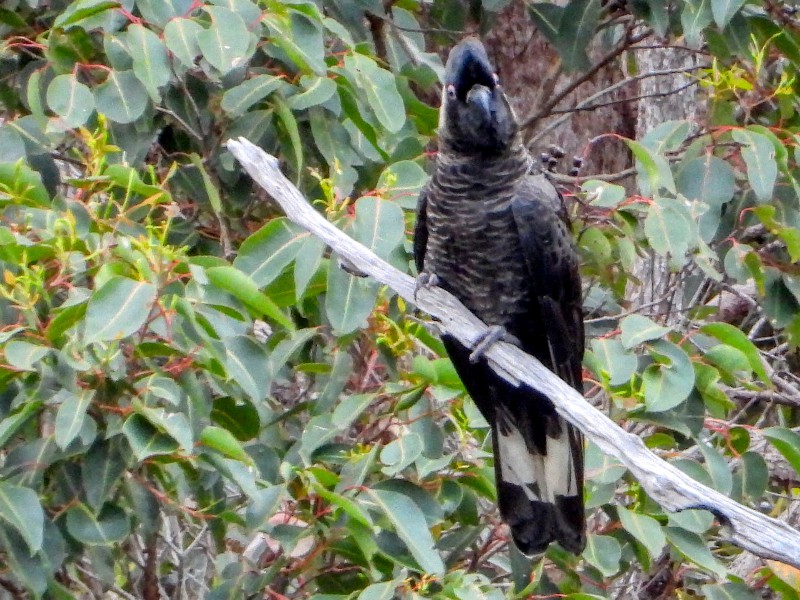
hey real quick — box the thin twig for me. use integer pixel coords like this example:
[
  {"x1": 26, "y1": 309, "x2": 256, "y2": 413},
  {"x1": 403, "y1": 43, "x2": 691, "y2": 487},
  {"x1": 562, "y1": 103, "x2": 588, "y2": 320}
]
[
  {"x1": 227, "y1": 137, "x2": 800, "y2": 569},
  {"x1": 519, "y1": 27, "x2": 653, "y2": 131},
  {"x1": 529, "y1": 65, "x2": 704, "y2": 148},
  {"x1": 547, "y1": 79, "x2": 699, "y2": 115}
]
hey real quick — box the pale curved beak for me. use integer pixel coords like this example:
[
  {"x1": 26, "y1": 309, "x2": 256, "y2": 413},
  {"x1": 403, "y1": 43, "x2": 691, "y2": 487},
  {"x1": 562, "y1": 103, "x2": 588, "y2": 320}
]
[{"x1": 467, "y1": 85, "x2": 493, "y2": 119}]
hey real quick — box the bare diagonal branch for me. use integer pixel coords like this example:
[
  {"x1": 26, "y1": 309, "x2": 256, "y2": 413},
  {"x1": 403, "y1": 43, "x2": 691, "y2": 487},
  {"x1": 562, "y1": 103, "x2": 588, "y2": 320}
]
[{"x1": 227, "y1": 136, "x2": 800, "y2": 569}]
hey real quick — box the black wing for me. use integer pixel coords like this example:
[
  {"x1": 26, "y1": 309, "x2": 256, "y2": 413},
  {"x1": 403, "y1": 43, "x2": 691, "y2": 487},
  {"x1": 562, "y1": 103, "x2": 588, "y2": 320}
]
[
  {"x1": 511, "y1": 173, "x2": 584, "y2": 390},
  {"x1": 498, "y1": 172, "x2": 584, "y2": 554},
  {"x1": 413, "y1": 186, "x2": 429, "y2": 275}
]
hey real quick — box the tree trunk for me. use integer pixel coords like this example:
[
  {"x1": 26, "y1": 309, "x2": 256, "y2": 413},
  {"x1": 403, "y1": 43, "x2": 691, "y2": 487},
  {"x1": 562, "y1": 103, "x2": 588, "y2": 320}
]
[
  {"x1": 631, "y1": 41, "x2": 700, "y2": 318},
  {"x1": 483, "y1": 1, "x2": 636, "y2": 176}
]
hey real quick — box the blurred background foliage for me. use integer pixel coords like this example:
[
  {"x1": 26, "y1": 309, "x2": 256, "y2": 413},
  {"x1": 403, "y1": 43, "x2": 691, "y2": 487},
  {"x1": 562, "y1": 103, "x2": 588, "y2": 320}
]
[{"x1": 1, "y1": 0, "x2": 800, "y2": 598}]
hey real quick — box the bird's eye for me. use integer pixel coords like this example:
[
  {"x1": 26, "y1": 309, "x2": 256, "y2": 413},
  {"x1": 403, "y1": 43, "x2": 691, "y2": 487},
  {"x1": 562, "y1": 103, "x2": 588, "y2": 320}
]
[{"x1": 446, "y1": 84, "x2": 456, "y2": 99}]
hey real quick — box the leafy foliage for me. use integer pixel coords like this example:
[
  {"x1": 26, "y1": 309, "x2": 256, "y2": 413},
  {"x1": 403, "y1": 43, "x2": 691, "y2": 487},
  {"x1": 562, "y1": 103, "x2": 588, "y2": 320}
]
[{"x1": 0, "y1": 0, "x2": 799, "y2": 598}]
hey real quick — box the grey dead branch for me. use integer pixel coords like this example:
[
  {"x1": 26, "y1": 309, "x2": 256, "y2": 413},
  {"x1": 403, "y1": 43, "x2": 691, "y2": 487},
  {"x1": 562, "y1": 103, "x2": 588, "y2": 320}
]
[{"x1": 226, "y1": 136, "x2": 800, "y2": 569}]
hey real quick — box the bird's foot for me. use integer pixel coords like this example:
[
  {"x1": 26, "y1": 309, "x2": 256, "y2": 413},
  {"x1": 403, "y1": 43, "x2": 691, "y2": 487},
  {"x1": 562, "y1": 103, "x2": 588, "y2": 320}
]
[
  {"x1": 338, "y1": 256, "x2": 367, "y2": 278},
  {"x1": 469, "y1": 325, "x2": 521, "y2": 363},
  {"x1": 414, "y1": 271, "x2": 440, "y2": 300}
]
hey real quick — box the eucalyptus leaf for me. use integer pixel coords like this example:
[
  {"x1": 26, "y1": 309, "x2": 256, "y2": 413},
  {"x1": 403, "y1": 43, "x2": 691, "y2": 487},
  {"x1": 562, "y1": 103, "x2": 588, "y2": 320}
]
[
  {"x1": 94, "y1": 69, "x2": 149, "y2": 124},
  {"x1": 0, "y1": 481, "x2": 44, "y2": 554},
  {"x1": 366, "y1": 488, "x2": 445, "y2": 575},
  {"x1": 66, "y1": 503, "x2": 130, "y2": 546},
  {"x1": 46, "y1": 74, "x2": 95, "y2": 127},
  {"x1": 84, "y1": 277, "x2": 156, "y2": 343}
]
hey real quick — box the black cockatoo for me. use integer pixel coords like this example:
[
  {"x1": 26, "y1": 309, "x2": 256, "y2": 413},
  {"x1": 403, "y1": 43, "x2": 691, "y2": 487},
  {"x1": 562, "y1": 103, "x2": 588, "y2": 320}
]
[{"x1": 414, "y1": 38, "x2": 586, "y2": 555}]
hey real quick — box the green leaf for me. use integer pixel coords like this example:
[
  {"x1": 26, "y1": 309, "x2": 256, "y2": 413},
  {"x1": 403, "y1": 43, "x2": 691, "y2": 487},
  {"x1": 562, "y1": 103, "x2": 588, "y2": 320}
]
[
  {"x1": 618, "y1": 506, "x2": 665, "y2": 558},
  {"x1": 700, "y1": 322, "x2": 769, "y2": 384},
  {"x1": 234, "y1": 218, "x2": 306, "y2": 287},
  {"x1": 738, "y1": 451, "x2": 768, "y2": 501},
  {"x1": 311, "y1": 483, "x2": 373, "y2": 528},
  {"x1": 0, "y1": 7, "x2": 29, "y2": 28},
  {"x1": 380, "y1": 433, "x2": 424, "y2": 476},
  {"x1": 5, "y1": 340, "x2": 49, "y2": 371},
  {"x1": 134, "y1": 405, "x2": 193, "y2": 452},
  {"x1": 300, "y1": 394, "x2": 374, "y2": 462},
  {"x1": 589, "y1": 338, "x2": 638, "y2": 386},
  {"x1": 0, "y1": 125, "x2": 26, "y2": 162},
  {"x1": 205, "y1": 266, "x2": 293, "y2": 330},
  {"x1": 197, "y1": 6, "x2": 254, "y2": 75},
  {"x1": 94, "y1": 69, "x2": 149, "y2": 124},
  {"x1": 199, "y1": 425, "x2": 253, "y2": 464},
  {"x1": 620, "y1": 314, "x2": 669, "y2": 349},
  {"x1": 366, "y1": 488, "x2": 445, "y2": 575},
  {"x1": 54, "y1": 389, "x2": 93, "y2": 449},
  {"x1": 294, "y1": 235, "x2": 325, "y2": 298},
  {"x1": 358, "y1": 581, "x2": 399, "y2": 600},
  {"x1": 211, "y1": 0, "x2": 261, "y2": 23},
  {"x1": 666, "y1": 527, "x2": 727, "y2": 577},
  {"x1": 667, "y1": 506, "x2": 714, "y2": 533},
  {"x1": 0, "y1": 401, "x2": 42, "y2": 447},
  {"x1": 221, "y1": 74, "x2": 284, "y2": 117},
  {"x1": 583, "y1": 179, "x2": 626, "y2": 208},
  {"x1": 332, "y1": 393, "x2": 375, "y2": 429},
  {"x1": 127, "y1": 24, "x2": 170, "y2": 101},
  {"x1": 556, "y1": 0, "x2": 601, "y2": 72},
  {"x1": 263, "y1": 12, "x2": 326, "y2": 75},
  {"x1": 273, "y1": 96, "x2": 303, "y2": 177},
  {"x1": 84, "y1": 277, "x2": 156, "y2": 343},
  {"x1": 287, "y1": 75, "x2": 337, "y2": 111},
  {"x1": 246, "y1": 485, "x2": 285, "y2": 531},
  {"x1": 704, "y1": 344, "x2": 751, "y2": 378},
  {"x1": 579, "y1": 227, "x2": 613, "y2": 266},
  {"x1": 732, "y1": 129, "x2": 777, "y2": 203},
  {"x1": 711, "y1": 0, "x2": 746, "y2": 28},
  {"x1": 763, "y1": 427, "x2": 800, "y2": 476},
  {"x1": 188, "y1": 152, "x2": 222, "y2": 214},
  {"x1": 682, "y1": 0, "x2": 713, "y2": 48},
  {"x1": 222, "y1": 335, "x2": 271, "y2": 401},
  {"x1": 136, "y1": 0, "x2": 193, "y2": 27},
  {"x1": 163, "y1": 18, "x2": 203, "y2": 68},
  {"x1": 583, "y1": 534, "x2": 621, "y2": 577},
  {"x1": 377, "y1": 161, "x2": 427, "y2": 209},
  {"x1": 122, "y1": 413, "x2": 179, "y2": 460},
  {"x1": 211, "y1": 397, "x2": 260, "y2": 441},
  {"x1": 644, "y1": 195, "x2": 697, "y2": 261},
  {"x1": 0, "y1": 526, "x2": 48, "y2": 594},
  {"x1": 677, "y1": 155, "x2": 736, "y2": 242},
  {"x1": 0, "y1": 481, "x2": 44, "y2": 554},
  {"x1": 325, "y1": 256, "x2": 378, "y2": 335},
  {"x1": 677, "y1": 156, "x2": 735, "y2": 207},
  {"x1": 625, "y1": 139, "x2": 676, "y2": 194},
  {"x1": 53, "y1": 0, "x2": 121, "y2": 29},
  {"x1": 0, "y1": 161, "x2": 50, "y2": 206},
  {"x1": 585, "y1": 442, "x2": 627, "y2": 484},
  {"x1": 702, "y1": 582, "x2": 760, "y2": 600},
  {"x1": 325, "y1": 197, "x2": 404, "y2": 335},
  {"x1": 83, "y1": 441, "x2": 127, "y2": 510},
  {"x1": 527, "y1": 4, "x2": 563, "y2": 48},
  {"x1": 642, "y1": 340, "x2": 695, "y2": 412},
  {"x1": 105, "y1": 32, "x2": 132, "y2": 70},
  {"x1": 353, "y1": 196, "x2": 406, "y2": 260},
  {"x1": 642, "y1": 120, "x2": 692, "y2": 154},
  {"x1": 698, "y1": 442, "x2": 733, "y2": 494},
  {"x1": 65, "y1": 503, "x2": 130, "y2": 546},
  {"x1": 46, "y1": 74, "x2": 95, "y2": 127},
  {"x1": 344, "y1": 54, "x2": 406, "y2": 133},
  {"x1": 763, "y1": 276, "x2": 798, "y2": 328}
]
